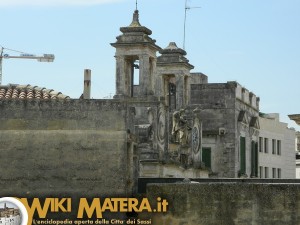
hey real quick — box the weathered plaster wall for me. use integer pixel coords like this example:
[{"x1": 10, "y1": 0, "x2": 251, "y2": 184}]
[
  {"x1": 0, "y1": 99, "x2": 131, "y2": 196},
  {"x1": 190, "y1": 73, "x2": 208, "y2": 85},
  {"x1": 146, "y1": 183, "x2": 300, "y2": 225},
  {"x1": 190, "y1": 82, "x2": 259, "y2": 178},
  {"x1": 190, "y1": 83, "x2": 237, "y2": 177}
]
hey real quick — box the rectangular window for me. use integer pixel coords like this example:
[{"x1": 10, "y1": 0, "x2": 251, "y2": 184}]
[
  {"x1": 272, "y1": 139, "x2": 276, "y2": 154},
  {"x1": 259, "y1": 137, "x2": 263, "y2": 152},
  {"x1": 265, "y1": 167, "x2": 269, "y2": 178},
  {"x1": 240, "y1": 137, "x2": 246, "y2": 175},
  {"x1": 259, "y1": 166, "x2": 263, "y2": 178},
  {"x1": 251, "y1": 141, "x2": 258, "y2": 177},
  {"x1": 277, "y1": 168, "x2": 281, "y2": 178},
  {"x1": 202, "y1": 148, "x2": 211, "y2": 169},
  {"x1": 168, "y1": 83, "x2": 176, "y2": 111},
  {"x1": 272, "y1": 168, "x2": 276, "y2": 178},
  {"x1": 264, "y1": 138, "x2": 268, "y2": 153},
  {"x1": 277, "y1": 140, "x2": 281, "y2": 155}
]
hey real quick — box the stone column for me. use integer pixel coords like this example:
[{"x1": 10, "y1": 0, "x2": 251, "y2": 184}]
[
  {"x1": 115, "y1": 56, "x2": 127, "y2": 97},
  {"x1": 150, "y1": 57, "x2": 156, "y2": 96},
  {"x1": 175, "y1": 73, "x2": 185, "y2": 109},
  {"x1": 185, "y1": 75, "x2": 191, "y2": 106},
  {"x1": 139, "y1": 54, "x2": 153, "y2": 96}
]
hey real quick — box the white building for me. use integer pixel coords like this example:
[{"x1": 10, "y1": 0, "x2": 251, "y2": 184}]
[
  {"x1": 258, "y1": 113, "x2": 295, "y2": 178},
  {"x1": 296, "y1": 132, "x2": 300, "y2": 178}
]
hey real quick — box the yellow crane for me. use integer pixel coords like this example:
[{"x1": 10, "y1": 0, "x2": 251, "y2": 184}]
[{"x1": 0, "y1": 46, "x2": 55, "y2": 85}]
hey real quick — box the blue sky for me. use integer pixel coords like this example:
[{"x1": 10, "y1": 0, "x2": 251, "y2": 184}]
[
  {"x1": 0, "y1": 202, "x2": 18, "y2": 209},
  {"x1": 0, "y1": 0, "x2": 299, "y2": 130}
]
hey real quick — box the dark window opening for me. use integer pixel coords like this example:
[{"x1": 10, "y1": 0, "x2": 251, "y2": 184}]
[
  {"x1": 240, "y1": 136, "x2": 246, "y2": 175},
  {"x1": 202, "y1": 148, "x2": 211, "y2": 169},
  {"x1": 251, "y1": 141, "x2": 258, "y2": 177},
  {"x1": 169, "y1": 83, "x2": 176, "y2": 111}
]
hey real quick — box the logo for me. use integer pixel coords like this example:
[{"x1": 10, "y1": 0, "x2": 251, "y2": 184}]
[{"x1": 0, "y1": 197, "x2": 28, "y2": 225}]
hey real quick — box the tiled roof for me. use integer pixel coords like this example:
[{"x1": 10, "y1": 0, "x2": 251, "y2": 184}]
[{"x1": 0, "y1": 84, "x2": 70, "y2": 100}]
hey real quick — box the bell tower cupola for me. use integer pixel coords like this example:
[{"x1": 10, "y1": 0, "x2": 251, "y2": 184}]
[{"x1": 111, "y1": 10, "x2": 161, "y2": 98}]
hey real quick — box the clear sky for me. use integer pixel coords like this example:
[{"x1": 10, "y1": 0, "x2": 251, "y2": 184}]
[
  {"x1": 0, "y1": 0, "x2": 299, "y2": 130},
  {"x1": 0, "y1": 202, "x2": 18, "y2": 209}
]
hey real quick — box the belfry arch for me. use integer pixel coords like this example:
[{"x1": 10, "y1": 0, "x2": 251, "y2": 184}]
[{"x1": 111, "y1": 10, "x2": 161, "y2": 98}]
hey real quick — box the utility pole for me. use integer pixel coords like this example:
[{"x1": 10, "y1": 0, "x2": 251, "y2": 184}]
[{"x1": 0, "y1": 47, "x2": 3, "y2": 85}]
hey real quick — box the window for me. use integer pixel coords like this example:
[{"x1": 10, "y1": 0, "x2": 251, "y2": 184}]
[
  {"x1": 202, "y1": 148, "x2": 211, "y2": 169},
  {"x1": 133, "y1": 60, "x2": 140, "y2": 85},
  {"x1": 277, "y1": 168, "x2": 281, "y2": 178},
  {"x1": 272, "y1": 168, "x2": 276, "y2": 178},
  {"x1": 265, "y1": 167, "x2": 269, "y2": 178},
  {"x1": 240, "y1": 137, "x2": 246, "y2": 175},
  {"x1": 259, "y1": 166, "x2": 263, "y2": 178},
  {"x1": 251, "y1": 141, "x2": 258, "y2": 177},
  {"x1": 259, "y1": 137, "x2": 263, "y2": 152},
  {"x1": 264, "y1": 138, "x2": 268, "y2": 153},
  {"x1": 272, "y1": 139, "x2": 276, "y2": 154},
  {"x1": 277, "y1": 140, "x2": 281, "y2": 155},
  {"x1": 168, "y1": 82, "x2": 176, "y2": 111}
]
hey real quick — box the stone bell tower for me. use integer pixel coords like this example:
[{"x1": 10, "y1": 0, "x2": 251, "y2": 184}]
[
  {"x1": 111, "y1": 10, "x2": 161, "y2": 98},
  {"x1": 156, "y1": 42, "x2": 194, "y2": 110}
]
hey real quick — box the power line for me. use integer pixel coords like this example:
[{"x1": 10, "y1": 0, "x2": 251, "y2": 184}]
[{"x1": 0, "y1": 45, "x2": 28, "y2": 54}]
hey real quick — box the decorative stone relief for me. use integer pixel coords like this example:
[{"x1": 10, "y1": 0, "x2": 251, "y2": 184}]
[
  {"x1": 192, "y1": 108, "x2": 201, "y2": 154},
  {"x1": 157, "y1": 106, "x2": 166, "y2": 145},
  {"x1": 171, "y1": 109, "x2": 191, "y2": 146},
  {"x1": 192, "y1": 125, "x2": 200, "y2": 154}
]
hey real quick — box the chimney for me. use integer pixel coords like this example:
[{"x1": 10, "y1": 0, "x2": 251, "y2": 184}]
[{"x1": 83, "y1": 69, "x2": 91, "y2": 99}]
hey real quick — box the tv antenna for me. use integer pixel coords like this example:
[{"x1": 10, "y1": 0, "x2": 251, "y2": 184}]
[{"x1": 183, "y1": 0, "x2": 201, "y2": 50}]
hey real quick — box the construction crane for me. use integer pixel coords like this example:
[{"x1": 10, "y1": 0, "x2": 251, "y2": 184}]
[{"x1": 0, "y1": 46, "x2": 55, "y2": 85}]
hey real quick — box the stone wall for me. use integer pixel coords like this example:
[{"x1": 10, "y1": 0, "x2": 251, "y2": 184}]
[
  {"x1": 190, "y1": 73, "x2": 208, "y2": 85},
  {"x1": 190, "y1": 83, "x2": 237, "y2": 177},
  {"x1": 190, "y1": 82, "x2": 259, "y2": 178},
  {"x1": 0, "y1": 99, "x2": 133, "y2": 196},
  {"x1": 145, "y1": 183, "x2": 300, "y2": 225}
]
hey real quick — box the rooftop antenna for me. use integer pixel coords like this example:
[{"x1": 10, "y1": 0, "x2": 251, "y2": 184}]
[{"x1": 183, "y1": 0, "x2": 201, "y2": 50}]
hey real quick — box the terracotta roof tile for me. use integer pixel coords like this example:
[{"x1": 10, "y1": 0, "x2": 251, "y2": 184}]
[{"x1": 0, "y1": 84, "x2": 70, "y2": 100}]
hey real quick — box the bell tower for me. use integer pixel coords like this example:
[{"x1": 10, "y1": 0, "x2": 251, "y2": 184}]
[
  {"x1": 111, "y1": 10, "x2": 161, "y2": 98},
  {"x1": 156, "y1": 42, "x2": 194, "y2": 110}
]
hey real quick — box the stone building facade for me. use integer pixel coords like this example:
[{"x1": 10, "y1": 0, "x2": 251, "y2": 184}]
[
  {"x1": 0, "y1": 9, "x2": 297, "y2": 201},
  {"x1": 0, "y1": 204, "x2": 20, "y2": 225},
  {"x1": 190, "y1": 82, "x2": 260, "y2": 178}
]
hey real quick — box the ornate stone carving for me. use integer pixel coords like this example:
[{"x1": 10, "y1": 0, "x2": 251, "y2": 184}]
[
  {"x1": 192, "y1": 125, "x2": 200, "y2": 154},
  {"x1": 157, "y1": 108, "x2": 166, "y2": 144},
  {"x1": 192, "y1": 108, "x2": 201, "y2": 154},
  {"x1": 171, "y1": 109, "x2": 190, "y2": 146}
]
